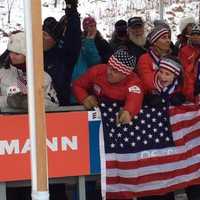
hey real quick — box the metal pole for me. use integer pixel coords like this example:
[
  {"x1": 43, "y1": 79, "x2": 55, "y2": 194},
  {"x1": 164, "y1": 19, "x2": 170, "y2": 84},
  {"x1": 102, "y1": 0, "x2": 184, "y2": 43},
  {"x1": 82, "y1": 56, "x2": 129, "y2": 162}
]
[
  {"x1": 159, "y1": 0, "x2": 164, "y2": 20},
  {"x1": 23, "y1": 0, "x2": 49, "y2": 200}
]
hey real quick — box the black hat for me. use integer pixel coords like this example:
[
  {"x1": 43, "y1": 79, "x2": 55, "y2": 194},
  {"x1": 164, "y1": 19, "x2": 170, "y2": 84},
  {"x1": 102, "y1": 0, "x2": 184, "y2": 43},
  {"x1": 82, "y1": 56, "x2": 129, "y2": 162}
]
[
  {"x1": 128, "y1": 17, "x2": 144, "y2": 28},
  {"x1": 43, "y1": 17, "x2": 64, "y2": 42},
  {"x1": 114, "y1": 20, "x2": 127, "y2": 36},
  {"x1": 191, "y1": 24, "x2": 200, "y2": 35},
  {"x1": 115, "y1": 20, "x2": 127, "y2": 31}
]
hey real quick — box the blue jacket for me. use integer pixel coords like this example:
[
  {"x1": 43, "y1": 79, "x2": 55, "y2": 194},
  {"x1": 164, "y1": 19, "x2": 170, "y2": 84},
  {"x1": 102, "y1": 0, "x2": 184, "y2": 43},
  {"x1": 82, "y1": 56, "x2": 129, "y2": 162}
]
[{"x1": 70, "y1": 38, "x2": 101, "y2": 104}]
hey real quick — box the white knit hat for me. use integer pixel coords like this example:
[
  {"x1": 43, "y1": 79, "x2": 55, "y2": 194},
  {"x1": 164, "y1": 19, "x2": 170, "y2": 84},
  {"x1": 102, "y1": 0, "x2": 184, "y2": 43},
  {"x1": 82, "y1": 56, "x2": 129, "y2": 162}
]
[
  {"x1": 7, "y1": 32, "x2": 26, "y2": 56},
  {"x1": 179, "y1": 16, "x2": 195, "y2": 33}
]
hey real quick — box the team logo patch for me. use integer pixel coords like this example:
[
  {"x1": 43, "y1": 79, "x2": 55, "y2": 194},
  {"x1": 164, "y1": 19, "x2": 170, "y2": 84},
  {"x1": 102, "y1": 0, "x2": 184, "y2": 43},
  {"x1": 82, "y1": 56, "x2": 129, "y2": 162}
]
[
  {"x1": 7, "y1": 86, "x2": 21, "y2": 96},
  {"x1": 128, "y1": 85, "x2": 141, "y2": 93}
]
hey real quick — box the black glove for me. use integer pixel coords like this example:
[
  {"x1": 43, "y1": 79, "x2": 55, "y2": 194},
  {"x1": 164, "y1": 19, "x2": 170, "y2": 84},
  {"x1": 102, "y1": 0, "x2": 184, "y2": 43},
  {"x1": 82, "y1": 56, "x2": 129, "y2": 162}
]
[
  {"x1": 143, "y1": 94, "x2": 164, "y2": 107},
  {"x1": 64, "y1": 0, "x2": 78, "y2": 16},
  {"x1": 7, "y1": 93, "x2": 28, "y2": 110},
  {"x1": 170, "y1": 93, "x2": 186, "y2": 106}
]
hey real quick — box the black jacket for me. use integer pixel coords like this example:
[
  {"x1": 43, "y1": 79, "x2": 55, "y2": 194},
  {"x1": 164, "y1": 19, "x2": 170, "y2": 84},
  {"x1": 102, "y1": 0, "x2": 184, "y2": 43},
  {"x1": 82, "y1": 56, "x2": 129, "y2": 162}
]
[{"x1": 44, "y1": 11, "x2": 81, "y2": 106}]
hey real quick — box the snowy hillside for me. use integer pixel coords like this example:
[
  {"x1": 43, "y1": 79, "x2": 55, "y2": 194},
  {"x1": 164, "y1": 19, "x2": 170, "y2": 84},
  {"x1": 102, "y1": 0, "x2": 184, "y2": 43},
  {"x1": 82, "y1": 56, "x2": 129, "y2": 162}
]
[{"x1": 0, "y1": 0, "x2": 200, "y2": 54}]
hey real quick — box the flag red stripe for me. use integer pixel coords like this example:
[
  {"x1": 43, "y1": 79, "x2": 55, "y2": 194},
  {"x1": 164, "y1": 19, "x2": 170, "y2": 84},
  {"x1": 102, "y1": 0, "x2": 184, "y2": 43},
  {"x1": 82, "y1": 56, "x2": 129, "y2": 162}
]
[
  {"x1": 106, "y1": 178, "x2": 200, "y2": 198},
  {"x1": 169, "y1": 105, "x2": 199, "y2": 115},
  {"x1": 107, "y1": 162, "x2": 200, "y2": 185},
  {"x1": 106, "y1": 145, "x2": 200, "y2": 169},
  {"x1": 175, "y1": 130, "x2": 200, "y2": 146},
  {"x1": 171, "y1": 115, "x2": 200, "y2": 132}
]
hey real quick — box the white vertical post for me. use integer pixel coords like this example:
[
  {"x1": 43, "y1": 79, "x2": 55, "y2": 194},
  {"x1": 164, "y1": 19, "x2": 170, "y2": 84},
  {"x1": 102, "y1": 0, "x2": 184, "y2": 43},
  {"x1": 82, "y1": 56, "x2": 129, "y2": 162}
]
[{"x1": 23, "y1": 0, "x2": 49, "y2": 200}]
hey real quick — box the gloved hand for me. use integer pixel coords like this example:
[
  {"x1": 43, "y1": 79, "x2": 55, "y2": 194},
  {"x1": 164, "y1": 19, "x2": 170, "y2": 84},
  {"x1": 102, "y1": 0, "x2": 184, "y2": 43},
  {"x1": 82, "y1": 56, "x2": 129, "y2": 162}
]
[
  {"x1": 7, "y1": 93, "x2": 28, "y2": 110},
  {"x1": 143, "y1": 94, "x2": 164, "y2": 107},
  {"x1": 116, "y1": 110, "x2": 132, "y2": 124},
  {"x1": 170, "y1": 93, "x2": 186, "y2": 106},
  {"x1": 82, "y1": 95, "x2": 98, "y2": 110},
  {"x1": 64, "y1": 0, "x2": 78, "y2": 16}
]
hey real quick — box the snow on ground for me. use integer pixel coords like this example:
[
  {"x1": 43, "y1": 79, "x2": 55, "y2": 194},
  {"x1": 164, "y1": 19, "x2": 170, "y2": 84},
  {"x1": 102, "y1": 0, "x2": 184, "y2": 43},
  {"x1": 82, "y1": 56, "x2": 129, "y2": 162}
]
[{"x1": 0, "y1": 0, "x2": 200, "y2": 54}]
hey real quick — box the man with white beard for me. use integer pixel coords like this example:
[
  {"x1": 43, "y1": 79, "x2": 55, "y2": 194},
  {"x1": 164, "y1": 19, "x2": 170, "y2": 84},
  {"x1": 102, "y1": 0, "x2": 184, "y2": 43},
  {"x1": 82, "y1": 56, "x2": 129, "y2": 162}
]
[{"x1": 125, "y1": 17, "x2": 147, "y2": 63}]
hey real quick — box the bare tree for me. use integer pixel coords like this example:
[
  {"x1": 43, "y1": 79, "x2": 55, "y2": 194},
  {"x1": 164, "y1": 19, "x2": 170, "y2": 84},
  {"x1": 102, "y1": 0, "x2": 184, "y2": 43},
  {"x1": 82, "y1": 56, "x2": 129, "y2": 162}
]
[
  {"x1": 7, "y1": 0, "x2": 15, "y2": 24},
  {"x1": 54, "y1": 0, "x2": 58, "y2": 8}
]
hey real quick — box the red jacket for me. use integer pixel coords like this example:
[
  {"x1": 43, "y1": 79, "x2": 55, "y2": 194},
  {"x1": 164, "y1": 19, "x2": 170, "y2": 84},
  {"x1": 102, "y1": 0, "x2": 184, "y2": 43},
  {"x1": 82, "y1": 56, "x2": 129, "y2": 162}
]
[
  {"x1": 72, "y1": 64, "x2": 144, "y2": 117},
  {"x1": 137, "y1": 52, "x2": 183, "y2": 97},
  {"x1": 137, "y1": 53, "x2": 159, "y2": 93},
  {"x1": 179, "y1": 45, "x2": 200, "y2": 101}
]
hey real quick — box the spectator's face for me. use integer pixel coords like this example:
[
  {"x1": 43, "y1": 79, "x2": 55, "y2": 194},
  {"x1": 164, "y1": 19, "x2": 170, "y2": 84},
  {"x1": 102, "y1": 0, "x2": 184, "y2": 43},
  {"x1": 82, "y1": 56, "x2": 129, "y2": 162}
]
[
  {"x1": 154, "y1": 33, "x2": 170, "y2": 53},
  {"x1": 128, "y1": 25, "x2": 146, "y2": 46},
  {"x1": 128, "y1": 25, "x2": 144, "y2": 37},
  {"x1": 157, "y1": 68, "x2": 176, "y2": 87},
  {"x1": 186, "y1": 24, "x2": 193, "y2": 35},
  {"x1": 107, "y1": 65, "x2": 126, "y2": 84},
  {"x1": 43, "y1": 31, "x2": 56, "y2": 51},
  {"x1": 85, "y1": 24, "x2": 96, "y2": 34},
  {"x1": 9, "y1": 52, "x2": 25, "y2": 65}
]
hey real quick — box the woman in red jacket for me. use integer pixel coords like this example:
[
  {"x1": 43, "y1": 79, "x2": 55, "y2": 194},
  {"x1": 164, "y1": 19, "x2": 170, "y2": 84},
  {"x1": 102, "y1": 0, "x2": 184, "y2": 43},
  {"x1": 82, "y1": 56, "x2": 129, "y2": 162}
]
[
  {"x1": 179, "y1": 24, "x2": 200, "y2": 104},
  {"x1": 137, "y1": 26, "x2": 171, "y2": 94},
  {"x1": 72, "y1": 49, "x2": 144, "y2": 125}
]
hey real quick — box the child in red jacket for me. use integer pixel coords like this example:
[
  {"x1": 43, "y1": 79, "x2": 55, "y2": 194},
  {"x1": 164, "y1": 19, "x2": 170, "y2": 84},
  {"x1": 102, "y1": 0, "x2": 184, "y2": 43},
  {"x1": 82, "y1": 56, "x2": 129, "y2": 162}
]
[
  {"x1": 144, "y1": 55, "x2": 184, "y2": 107},
  {"x1": 72, "y1": 49, "x2": 144, "y2": 124}
]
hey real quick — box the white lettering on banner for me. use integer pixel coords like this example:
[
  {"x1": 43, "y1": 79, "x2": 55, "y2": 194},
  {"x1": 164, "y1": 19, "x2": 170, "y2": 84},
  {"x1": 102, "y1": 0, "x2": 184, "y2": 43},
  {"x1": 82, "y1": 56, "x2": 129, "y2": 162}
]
[
  {"x1": 0, "y1": 136, "x2": 78, "y2": 155},
  {"x1": 0, "y1": 140, "x2": 20, "y2": 155},
  {"x1": 61, "y1": 136, "x2": 78, "y2": 150}
]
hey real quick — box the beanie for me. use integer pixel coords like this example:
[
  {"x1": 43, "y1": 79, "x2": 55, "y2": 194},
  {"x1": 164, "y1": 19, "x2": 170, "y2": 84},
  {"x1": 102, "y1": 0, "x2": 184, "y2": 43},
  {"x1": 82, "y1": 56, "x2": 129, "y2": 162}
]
[
  {"x1": 179, "y1": 16, "x2": 195, "y2": 33},
  {"x1": 153, "y1": 19, "x2": 170, "y2": 30},
  {"x1": 108, "y1": 49, "x2": 136, "y2": 75},
  {"x1": 82, "y1": 17, "x2": 96, "y2": 30},
  {"x1": 43, "y1": 18, "x2": 64, "y2": 42},
  {"x1": 128, "y1": 17, "x2": 144, "y2": 28},
  {"x1": 191, "y1": 24, "x2": 200, "y2": 35},
  {"x1": 159, "y1": 57, "x2": 182, "y2": 76},
  {"x1": 115, "y1": 20, "x2": 127, "y2": 31},
  {"x1": 149, "y1": 26, "x2": 169, "y2": 44},
  {"x1": 7, "y1": 32, "x2": 26, "y2": 56}
]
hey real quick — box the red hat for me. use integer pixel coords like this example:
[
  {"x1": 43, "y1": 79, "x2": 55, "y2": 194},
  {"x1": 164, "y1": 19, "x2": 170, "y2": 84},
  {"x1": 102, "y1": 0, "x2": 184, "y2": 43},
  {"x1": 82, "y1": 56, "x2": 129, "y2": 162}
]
[{"x1": 82, "y1": 17, "x2": 96, "y2": 30}]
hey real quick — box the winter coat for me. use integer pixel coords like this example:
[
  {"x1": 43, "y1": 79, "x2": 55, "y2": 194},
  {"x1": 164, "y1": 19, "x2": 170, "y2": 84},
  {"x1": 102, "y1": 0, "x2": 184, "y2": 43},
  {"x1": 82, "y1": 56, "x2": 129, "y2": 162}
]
[
  {"x1": 124, "y1": 39, "x2": 147, "y2": 64},
  {"x1": 179, "y1": 45, "x2": 200, "y2": 101},
  {"x1": 94, "y1": 31, "x2": 113, "y2": 63},
  {"x1": 72, "y1": 64, "x2": 144, "y2": 117},
  {"x1": 109, "y1": 32, "x2": 128, "y2": 52},
  {"x1": 44, "y1": 11, "x2": 82, "y2": 106},
  {"x1": 137, "y1": 52, "x2": 159, "y2": 93},
  {"x1": 70, "y1": 38, "x2": 101, "y2": 104},
  {"x1": 0, "y1": 65, "x2": 58, "y2": 108},
  {"x1": 137, "y1": 52, "x2": 184, "y2": 102}
]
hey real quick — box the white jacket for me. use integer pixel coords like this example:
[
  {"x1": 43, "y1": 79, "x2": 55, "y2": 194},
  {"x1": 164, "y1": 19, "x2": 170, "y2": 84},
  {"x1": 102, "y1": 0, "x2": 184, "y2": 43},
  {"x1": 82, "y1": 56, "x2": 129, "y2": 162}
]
[{"x1": 0, "y1": 65, "x2": 59, "y2": 108}]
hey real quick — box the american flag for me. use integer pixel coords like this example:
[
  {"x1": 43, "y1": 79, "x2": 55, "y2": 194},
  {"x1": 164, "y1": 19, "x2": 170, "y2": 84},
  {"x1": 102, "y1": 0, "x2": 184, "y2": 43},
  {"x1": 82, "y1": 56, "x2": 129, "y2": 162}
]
[{"x1": 99, "y1": 99, "x2": 200, "y2": 199}]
